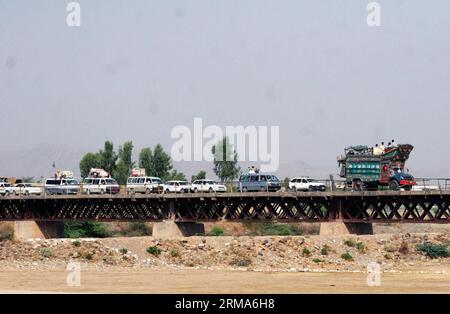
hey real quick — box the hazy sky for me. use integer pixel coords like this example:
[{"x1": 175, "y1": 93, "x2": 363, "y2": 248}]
[{"x1": 0, "y1": 0, "x2": 449, "y2": 174}]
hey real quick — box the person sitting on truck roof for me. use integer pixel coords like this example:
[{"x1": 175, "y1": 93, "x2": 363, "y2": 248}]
[
  {"x1": 391, "y1": 139, "x2": 396, "y2": 146},
  {"x1": 373, "y1": 144, "x2": 383, "y2": 156},
  {"x1": 380, "y1": 142, "x2": 385, "y2": 152}
]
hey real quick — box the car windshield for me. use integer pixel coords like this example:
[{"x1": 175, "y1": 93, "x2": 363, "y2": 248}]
[
  {"x1": 106, "y1": 179, "x2": 118, "y2": 185},
  {"x1": 67, "y1": 180, "x2": 78, "y2": 185},
  {"x1": 307, "y1": 179, "x2": 315, "y2": 182},
  {"x1": 24, "y1": 184, "x2": 32, "y2": 187}
]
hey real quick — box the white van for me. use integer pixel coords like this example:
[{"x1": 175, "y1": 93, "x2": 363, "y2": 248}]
[
  {"x1": 82, "y1": 178, "x2": 120, "y2": 195},
  {"x1": 126, "y1": 176, "x2": 163, "y2": 194}
]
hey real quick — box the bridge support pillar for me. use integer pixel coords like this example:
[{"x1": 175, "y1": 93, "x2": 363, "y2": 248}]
[
  {"x1": 13, "y1": 221, "x2": 64, "y2": 240},
  {"x1": 152, "y1": 221, "x2": 205, "y2": 238}
]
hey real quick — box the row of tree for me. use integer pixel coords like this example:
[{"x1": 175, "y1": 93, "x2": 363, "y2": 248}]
[{"x1": 79, "y1": 137, "x2": 241, "y2": 185}]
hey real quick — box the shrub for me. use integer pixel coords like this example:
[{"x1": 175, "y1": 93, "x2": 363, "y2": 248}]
[
  {"x1": 0, "y1": 224, "x2": 14, "y2": 241},
  {"x1": 384, "y1": 244, "x2": 397, "y2": 253},
  {"x1": 312, "y1": 258, "x2": 322, "y2": 263},
  {"x1": 344, "y1": 239, "x2": 356, "y2": 247},
  {"x1": 170, "y1": 249, "x2": 180, "y2": 258},
  {"x1": 82, "y1": 251, "x2": 94, "y2": 260},
  {"x1": 64, "y1": 222, "x2": 111, "y2": 238},
  {"x1": 356, "y1": 242, "x2": 366, "y2": 253},
  {"x1": 261, "y1": 224, "x2": 294, "y2": 236},
  {"x1": 302, "y1": 247, "x2": 311, "y2": 256},
  {"x1": 230, "y1": 258, "x2": 252, "y2": 267},
  {"x1": 341, "y1": 251, "x2": 353, "y2": 261},
  {"x1": 321, "y1": 245, "x2": 331, "y2": 255},
  {"x1": 120, "y1": 222, "x2": 152, "y2": 237},
  {"x1": 40, "y1": 248, "x2": 53, "y2": 258},
  {"x1": 147, "y1": 246, "x2": 161, "y2": 256},
  {"x1": 72, "y1": 240, "x2": 81, "y2": 247},
  {"x1": 209, "y1": 226, "x2": 224, "y2": 236},
  {"x1": 398, "y1": 241, "x2": 409, "y2": 255},
  {"x1": 416, "y1": 242, "x2": 450, "y2": 259},
  {"x1": 119, "y1": 248, "x2": 128, "y2": 255}
]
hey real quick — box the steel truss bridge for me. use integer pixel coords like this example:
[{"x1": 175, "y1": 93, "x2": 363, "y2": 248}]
[{"x1": 0, "y1": 191, "x2": 449, "y2": 223}]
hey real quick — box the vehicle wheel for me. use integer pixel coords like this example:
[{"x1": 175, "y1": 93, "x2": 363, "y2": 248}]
[
  {"x1": 100, "y1": 189, "x2": 105, "y2": 195},
  {"x1": 5, "y1": 191, "x2": 10, "y2": 196},
  {"x1": 260, "y1": 187, "x2": 267, "y2": 192},
  {"x1": 308, "y1": 186, "x2": 314, "y2": 192},
  {"x1": 25, "y1": 190, "x2": 30, "y2": 196},
  {"x1": 194, "y1": 188, "x2": 199, "y2": 193},
  {"x1": 404, "y1": 185, "x2": 412, "y2": 191},
  {"x1": 291, "y1": 186, "x2": 297, "y2": 192},
  {"x1": 165, "y1": 188, "x2": 170, "y2": 193},
  {"x1": 146, "y1": 188, "x2": 151, "y2": 194},
  {"x1": 389, "y1": 180, "x2": 399, "y2": 191},
  {"x1": 209, "y1": 187, "x2": 214, "y2": 193},
  {"x1": 242, "y1": 187, "x2": 248, "y2": 193}
]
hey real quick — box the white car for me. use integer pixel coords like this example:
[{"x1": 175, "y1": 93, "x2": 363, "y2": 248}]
[
  {"x1": 0, "y1": 183, "x2": 13, "y2": 196},
  {"x1": 191, "y1": 180, "x2": 227, "y2": 193},
  {"x1": 126, "y1": 176, "x2": 163, "y2": 194},
  {"x1": 289, "y1": 177, "x2": 326, "y2": 192},
  {"x1": 82, "y1": 178, "x2": 120, "y2": 194},
  {"x1": 11, "y1": 183, "x2": 42, "y2": 196},
  {"x1": 164, "y1": 181, "x2": 191, "y2": 193}
]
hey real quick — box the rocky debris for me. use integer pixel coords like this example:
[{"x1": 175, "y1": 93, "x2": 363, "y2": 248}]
[{"x1": 0, "y1": 232, "x2": 448, "y2": 273}]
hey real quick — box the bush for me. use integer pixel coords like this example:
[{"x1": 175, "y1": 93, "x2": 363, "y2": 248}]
[
  {"x1": 119, "y1": 248, "x2": 128, "y2": 255},
  {"x1": 261, "y1": 224, "x2": 295, "y2": 236},
  {"x1": 416, "y1": 242, "x2": 450, "y2": 259},
  {"x1": 72, "y1": 240, "x2": 81, "y2": 247},
  {"x1": 341, "y1": 251, "x2": 353, "y2": 261},
  {"x1": 321, "y1": 245, "x2": 331, "y2": 255},
  {"x1": 230, "y1": 258, "x2": 251, "y2": 267},
  {"x1": 302, "y1": 247, "x2": 311, "y2": 256},
  {"x1": 356, "y1": 242, "x2": 366, "y2": 253},
  {"x1": 147, "y1": 246, "x2": 161, "y2": 256},
  {"x1": 40, "y1": 248, "x2": 53, "y2": 258},
  {"x1": 398, "y1": 241, "x2": 409, "y2": 255},
  {"x1": 344, "y1": 239, "x2": 356, "y2": 247},
  {"x1": 209, "y1": 226, "x2": 224, "y2": 236},
  {"x1": 0, "y1": 224, "x2": 14, "y2": 241},
  {"x1": 170, "y1": 249, "x2": 180, "y2": 258},
  {"x1": 64, "y1": 222, "x2": 111, "y2": 238},
  {"x1": 312, "y1": 258, "x2": 322, "y2": 263},
  {"x1": 119, "y1": 222, "x2": 152, "y2": 237}
]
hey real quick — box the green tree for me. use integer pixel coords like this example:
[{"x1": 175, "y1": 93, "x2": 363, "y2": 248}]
[
  {"x1": 150, "y1": 144, "x2": 173, "y2": 180},
  {"x1": 99, "y1": 141, "x2": 118, "y2": 174},
  {"x1": 191, "y1": 170, "x2": 207, "y2": 182},
  {"x1": 113, "y1": 141, "x2": 134, "y2": 185},
  {"x1": 283, "y1": 177, "x2": 290, "y2": 190},
  {"x1": 212, "y1": 137, "x2": 240, "y2": 182},
  {"x1": 166, "y1": 170, "x2": 187, "y2": 181},
  {"x1": 79, "y1": 152, "x2": 102, "y2": 178},
  {"x1": 138, "y1": 147, "x2": 152, "y2": 176},
  {"x1": 21, "y1": 176, "x2": 35, "y2": 183}
]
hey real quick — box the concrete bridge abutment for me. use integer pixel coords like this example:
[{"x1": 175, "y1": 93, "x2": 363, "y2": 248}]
[{"x1": 13, "y1": 221, "x2": 64, "y2": 240}]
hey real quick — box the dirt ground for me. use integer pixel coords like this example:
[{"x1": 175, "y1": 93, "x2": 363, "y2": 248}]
[
  {"x1": 0, "y1": 267, "x2": 448, "y2": 293},
  {"x1": 0, "y1": 232, "x2": 448, "y2": 293}
]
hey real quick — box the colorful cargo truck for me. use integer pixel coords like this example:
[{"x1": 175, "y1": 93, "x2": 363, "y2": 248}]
[{"x1": 337, "y1": 144, "x2": 416, "y2": 191}]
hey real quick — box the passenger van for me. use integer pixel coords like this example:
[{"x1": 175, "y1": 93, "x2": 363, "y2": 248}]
[
  {"x1": 45, "y1": 178, "x2": 79, "y2": 195},
  {"x1": 237, "y1": 173, "x2": 281, "y2": 192},
  {"x1": 126, "y1": 176, "x2": 163, "y2": 194},
  {"x1": 82, "y1": 178, "x2": 120, "y2": 195}
]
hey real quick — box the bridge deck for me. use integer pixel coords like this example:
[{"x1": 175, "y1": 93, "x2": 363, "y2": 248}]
[{"x1": 1, "y1": 191, "x2": 449, "y2": 223}]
